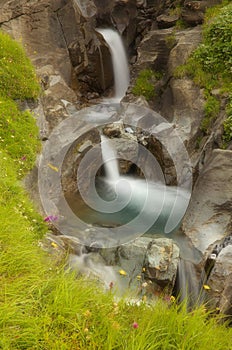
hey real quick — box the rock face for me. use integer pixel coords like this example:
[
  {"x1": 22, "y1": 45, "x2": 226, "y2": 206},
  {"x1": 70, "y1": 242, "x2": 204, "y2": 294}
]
[
  {"x1": 144, "y1": 238, "x2": 180, "y2": 294},
  {"x1": 100, "y1": 237, "x2": 180, "y2": 297},
  {"x1": 206, "y1": 245, "x2": 232, "y2": 316},
  {"x1": 0, "y1": 0, "x2": 114, "y2": 109},
  {"x1": 182, "y1": 1, "x2": 222, "y2": 26},
  {"x1": 182, "y1": 150, "x2": 232, "y2": 254}
]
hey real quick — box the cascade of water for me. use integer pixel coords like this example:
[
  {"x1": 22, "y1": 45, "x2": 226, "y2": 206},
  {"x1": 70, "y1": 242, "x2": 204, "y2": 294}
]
[
  {"x1": 175, "y1": 259, "x2": 205, "y2": 306},
  {"x1": 97, "y1": 28, "x2": 130, "y2": 101},
  {"x1": 100, "y1": 135, "x2": 120, "y2": 182},
  {"x1": 100, "y1": 136, "x2": 190, "y2": 235}
]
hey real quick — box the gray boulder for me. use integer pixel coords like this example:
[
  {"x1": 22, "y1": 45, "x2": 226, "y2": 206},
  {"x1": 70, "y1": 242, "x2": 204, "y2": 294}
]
[{"x1": 144, "y1": 238, "x2": 180, "y2": 294}]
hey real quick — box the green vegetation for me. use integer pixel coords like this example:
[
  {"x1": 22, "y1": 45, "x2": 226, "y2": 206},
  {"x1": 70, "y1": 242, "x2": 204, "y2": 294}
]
[
  {"x1": 0, "y1": 97, "x2": 40, "y2": 178},
  {"x1": 0, "y1": 31, "x2": 40, "y2": 100},
  {"x1": 175, "y1": 3, "x2": 232, "y2": 139},
  {"x1": 200, "y1": 93, "x2": 220, "y2": 133},
  {"x1": 223, "y1": 95, "x2": 232, "y2": 146},
  {"x1": 1, "y1": 30, "x2": 232, "y2": 350},
  {"x1": 132, "y1": 69, "x2": 162, "y2": 101}
]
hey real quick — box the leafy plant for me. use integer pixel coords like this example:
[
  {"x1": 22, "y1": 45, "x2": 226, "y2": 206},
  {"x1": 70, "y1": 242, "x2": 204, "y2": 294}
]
[
  {"x1": 201, "y1": 94, "x2": 220, "y2": 133},
  {"x1": 132, "y1": 69, "x2": 162, "y2": 101},
  {"x1": 222, "y1": 94, "x2": 232, "y2": 147}
]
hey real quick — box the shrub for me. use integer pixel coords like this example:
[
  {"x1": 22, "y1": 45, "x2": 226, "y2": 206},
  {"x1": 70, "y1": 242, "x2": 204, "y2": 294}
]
[
  {"x1": 132, "y1": 69, "x2": 162, "y2": 101},
  {"x1": 201, "y1": 94, "x2": 220, "y2": 133},
  {"x1": 222, "y1": 94, "x2": 232, "y2": 146},
  {"x1": 193, "y1": 4, "x2": 232, "y2": 76}
]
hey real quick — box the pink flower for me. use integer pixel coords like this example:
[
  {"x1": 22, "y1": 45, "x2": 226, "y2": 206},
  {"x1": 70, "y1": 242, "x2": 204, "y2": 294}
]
[
  {"x1": 44, "y1": 215, "x2": 58, "y2": 222},
  {"x1": 132, "y1": 322, "x2": 138, "y2": 329}
]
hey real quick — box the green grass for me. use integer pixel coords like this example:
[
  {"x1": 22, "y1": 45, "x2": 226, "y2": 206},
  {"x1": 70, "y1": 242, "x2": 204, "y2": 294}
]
[
  {"x1": 0, "y1": 96, "x2": 40, "y2": 178},
  {"x1": 0, "y1": 31, "x2": 40, "y2": 100},
  {"x1": 0, "y1": 23, "x2": 232, "y2": 350}
]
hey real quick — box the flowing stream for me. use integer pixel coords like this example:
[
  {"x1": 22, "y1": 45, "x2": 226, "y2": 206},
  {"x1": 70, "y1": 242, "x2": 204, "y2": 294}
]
[
  {"x1": 63, "y1": 28, "x2": 203, "y2": 302},
  {"x1": 96, "y1": 28, "x2": 130, "y2": 101}
]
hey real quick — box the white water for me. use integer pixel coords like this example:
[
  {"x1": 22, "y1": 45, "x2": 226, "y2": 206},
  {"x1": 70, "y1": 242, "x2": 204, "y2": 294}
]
[
  {"x1": 101, "y1": 136, "x2": 120, "y2": 182},
  {"x1": 100, "y1": 137, "x2": 190, "y2": 234},
  {"x1": 176, "y1": 259, "x2": 204, "y2": 306},
  {"x1": 97, "y1": 28, "x2": 130, "y2": 101}
]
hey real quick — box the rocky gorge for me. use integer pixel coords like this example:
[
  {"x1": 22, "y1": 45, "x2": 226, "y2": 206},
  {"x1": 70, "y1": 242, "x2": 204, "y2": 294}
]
[{"x1": 0, "y1": 0, "x2": 231, "y2": 315}]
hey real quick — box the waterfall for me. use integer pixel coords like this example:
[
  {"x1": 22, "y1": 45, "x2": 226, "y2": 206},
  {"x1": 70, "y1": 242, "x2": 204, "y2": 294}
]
[
  {"x1": 101, "y1": 135, "x2": 120, "y2": 182},
  {"x1": 97, "y1": 28, "x2": 130, "y2": 101},
  {"x1": 175, "y1": 259, "x2": 205, "y2": 306},
  {"x1": 100, "y1": 136, "x2": 190, "y2": 235}
]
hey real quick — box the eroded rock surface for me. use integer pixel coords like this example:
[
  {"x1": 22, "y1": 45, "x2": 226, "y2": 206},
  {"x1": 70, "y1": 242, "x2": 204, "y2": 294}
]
[{"x1": 182, "y1": 150, "x2": 232, "y2": 254}]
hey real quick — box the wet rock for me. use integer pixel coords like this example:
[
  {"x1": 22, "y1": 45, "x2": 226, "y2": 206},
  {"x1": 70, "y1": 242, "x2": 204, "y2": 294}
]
[
  {"x1": 182, "y1": 0, "x2": 222, "y2": 26},
  {"x1": 94, "y1": 0, "x2": 138, "y2": 46},
  {"x1": 61, "y1": 127, "x2": 101, "y2": 194},
  {"x1": 103, "y1": 122, "x2": 124, "y2": 138},
  {"x1": 144, "y1": 238, "x2": 180, "y2": 294},
  {"x1": 167, "y1": 27, "x2": 202, "y2": 76},
  {"x1": 136, "y1": 28, "x2": 174, "y2": 72},
  {"x1": 166, "y1": 78, "x2": 204, "y2": 148},
  {"x1": 157, "y1": 14, "x2": 179, "y2": 29},
  {"x1": 100, "y1": 236, "x2": 180, "y2": 296},
  {"x1": 103, "y1": 122, "x2": 139, "y2": 174},
  {"x1": 207, "y1": 245, "x2": 232, "y2": 316},
  {"x1": 69, "y1": 32, "x2": 113, "y2": 94},
  {"x1": 182, "y1": 150, "x2": 232, "y2": 255}
]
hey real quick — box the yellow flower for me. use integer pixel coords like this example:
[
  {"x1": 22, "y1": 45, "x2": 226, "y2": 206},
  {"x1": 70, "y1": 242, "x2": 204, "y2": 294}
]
[
  {"x1": 136, "y1": 275, "x2": 141, "y2": 280},
  {"x1": 203, "y1": 284, "x2": 211, "y2": 290},
  {"x1": 170, "y1": 295, "x2": 176, "y2": 302},
  {"x1": 119, "y1": 269, "x2": 127, "y2": 276},
  {"x1": 51, "y1": 242, "x2": 58, "y2": 249},
  {"x1": 84, "y1": 310, "x2": 91, "y2": 318}
]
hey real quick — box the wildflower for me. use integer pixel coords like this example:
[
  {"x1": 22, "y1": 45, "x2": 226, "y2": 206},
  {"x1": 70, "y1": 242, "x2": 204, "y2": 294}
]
[
  {"x1": 132, "y1": 322, "x2": 139, "y2": 329},
  {"x1": 21, "y1": 155, "x2": 27, "y2": 161},
  {"x1": 203, "y1": 284, "x2": 211, "y2": 290},
  {"x1": 44, "y1": 215, "x2": 58, "y2": 222},
  {"x1": 142, "y1": 267, "x2": 146, "y2": 272},
  {"x1": 170, "y1": 295, "x2": 176, "y2": 302},
  {"x1": 51, "y1": 242, "x2": 58, "y2": 249},
  {"x1": 136, "y1": 275, "x2": 141, "y2": 280},
  {"x1": 119, "y1": 269, "x2": 127, "y2": 276},
  {"x1": 84, "y1": 328, "x2": 89, "y2": 333},
  {"x1": 84, "y1": 310, "x2": 91, "y2": 318},
  {"x1": 142, "y1": 282, "x2": 148, "y2": 288}
]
